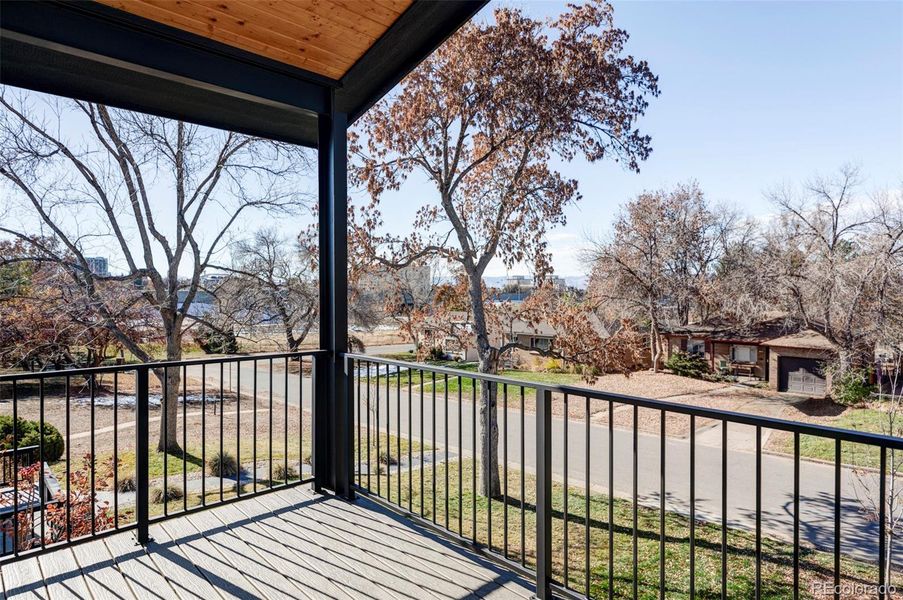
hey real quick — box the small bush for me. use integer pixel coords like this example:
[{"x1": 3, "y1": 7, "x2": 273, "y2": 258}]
[
  {"x1": 150, "y1": 485, "x2": 183, "y2": 504},
  {"x1": 378, "y1": 451, "x2": 397, "y2": 466},
  {"x1": 207, "y1": 451, "x2": 238, "y2": 477},
  {"x1": 427, "y1": 347, "x2": 446, "y2": 361},
  {"x1": 0, "y1": 416, "x2": 64, "y2": 462},
  {"x1": 272, "y1": 463, "x2": 299, "y2": 481},
  {"x1": 665, "y1": 351, "x2": 711, "y2": 380},
  {"x1": 831, "y1": 368, "x2": 875, "y2": 406},
  {"x1": 542, "y1": 358, "x2": 565, "y2": 373},
  {"x1": 195, "y1": 325, "x2": 239, "y2": 354},
  {"x1": 117, "y1": 473, "x2": 137, "y2": 493}
]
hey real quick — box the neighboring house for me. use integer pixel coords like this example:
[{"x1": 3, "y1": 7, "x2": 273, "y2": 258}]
[
  {"x1": 417, "y1": 311, "x2": 610, "y2": 363},
  {"x1": 663, "y1": 317, "x2": 837, "y2": 395},
  {"x1": 501, "y1": 318, "x2": 558, "y2": 353},
  {"x1": 416, "y1": 311, "x2": 479, "y2": 361},
  {"x1": 762, "y1": 330, "x2": 837, "y2": 396}
]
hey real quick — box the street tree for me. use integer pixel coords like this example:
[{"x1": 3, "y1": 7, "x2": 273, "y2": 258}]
[
  {"x1": 0, "y1": 238, "x2": 151, "y2": 371},
  {"x1": 586, "y1": 183, "x2": 734, "y2": 370},
  {"x1": 353, "y1": 1, "x2": 658, "y2": 495},
  {"x1": 761, "y1": 166, "x2": 903, "y2": 375},
  {"x1": 211, "y1": 228, "x2": 318, "y2": 352},
  {"x1": 0, "y1": 89, "x2": 311, "y2": 453}
]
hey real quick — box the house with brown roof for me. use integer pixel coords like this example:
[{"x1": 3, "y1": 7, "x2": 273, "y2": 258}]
[{"x1": 663, "y1": 317, "x2": 838, "y2": 395}]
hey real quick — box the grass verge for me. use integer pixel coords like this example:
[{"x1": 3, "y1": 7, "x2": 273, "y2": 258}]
[{"x1": 359, "y1": 458, "x2": 879, "y2": 599}]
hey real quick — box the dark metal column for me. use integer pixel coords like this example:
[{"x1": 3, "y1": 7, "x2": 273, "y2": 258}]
[
  {"x1": 535, "y1": 387, "x2": 553, "y2": 599},
  {"x1": 315, "y1": 103, "x2": 353, "y2": 498},
  {"x1": 136, "y1": 366, "x2": 150, "y2": 544}
]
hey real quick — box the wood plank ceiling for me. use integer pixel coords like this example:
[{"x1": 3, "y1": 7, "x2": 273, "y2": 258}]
[{"x1": 94, "y1": 0, "x2": 414, "y2": 80}]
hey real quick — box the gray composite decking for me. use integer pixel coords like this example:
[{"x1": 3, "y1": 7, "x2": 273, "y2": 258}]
[{"x1": 1, "y1": 486, "x2": 534, "y2": 599}]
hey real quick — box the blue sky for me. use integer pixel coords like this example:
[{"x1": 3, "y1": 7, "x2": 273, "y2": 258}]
[
  {"x1": 374, "y1": 0, "x2": 903, "y2": 278},
  {"x1": 3, "y1": 2, "x2": 900, "y2": 281}
]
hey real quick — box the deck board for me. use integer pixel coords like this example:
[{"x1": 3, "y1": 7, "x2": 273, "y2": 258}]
[
  {"x1": 69, "y1": 538, "x2": 135, "y2": 600},
  {"x1": 38, "y1": 548, "x2": 91, "y2": 600},
  {"x1": 225, "y1": 499, "x2": 354, "y2": 600},
  {"x1": 1, "y1": 486, "x2": 535, "y2": 600},
  {"x1": 3, "y1": 555, "x2": 48, "y2": 600},
  {"x1": 103, "y1": 530, "x2": 177, "y2": 600},
  {"x1": 147, "y1": 521, "x2": 225, "y2": 600}
]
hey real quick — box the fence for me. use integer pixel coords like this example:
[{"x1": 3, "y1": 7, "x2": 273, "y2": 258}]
[
  {"x1": 344, "y1": 353, "x2": 902, "y2": 600},
  {"x1": 0, "y1": 350, "x2": 322, "y2": 561}
]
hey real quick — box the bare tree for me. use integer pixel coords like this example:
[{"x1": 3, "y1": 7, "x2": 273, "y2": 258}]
[
  {"x1": 762, "y1": 166, "x2": 902, "y2": 374},
  {"x1": 0, "y1": 89, "x2": 312, "y2": 452},
  {"x1": 212, "y1": 228, "x2": 317, "y2": 352},
  {"x1": 353, "y1": 1, "x2": 658, "y2": 496},
  {"x1": 586, "y1": 183, "x2": 734, "y2": 370},
  {"x1": 852, "y1": 347, "x2": 903, "y2": 587}
]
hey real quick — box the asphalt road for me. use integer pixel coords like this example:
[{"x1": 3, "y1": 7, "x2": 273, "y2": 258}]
[{"x1": 190, "y1": 360, "x2": 891, "y2": 565}]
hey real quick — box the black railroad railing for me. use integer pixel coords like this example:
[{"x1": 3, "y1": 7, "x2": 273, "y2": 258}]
[
  {"x1": 343, "y1": 353, "x2": 903, "y2": 600},
  {"x1": 0, "y1": 350, "x2": 323, "y2": 561}
]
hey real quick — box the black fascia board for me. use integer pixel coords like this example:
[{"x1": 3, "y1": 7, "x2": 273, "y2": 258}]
[{"x1": 338, "y1": 0, "x2": 488, "y2": 123}]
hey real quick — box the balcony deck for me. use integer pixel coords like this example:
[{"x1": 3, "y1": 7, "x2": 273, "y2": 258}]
[{"x1": 1, "y1": 486, "x2": 534, "y2": 600}]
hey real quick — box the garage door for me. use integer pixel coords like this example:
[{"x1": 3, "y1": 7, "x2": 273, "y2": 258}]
[{"x1": 778, "y1": 357, "x2": 827, "y2": 395}]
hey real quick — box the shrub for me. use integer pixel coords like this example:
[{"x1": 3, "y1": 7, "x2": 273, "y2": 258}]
[
  {"x1": 195, "y1": 325, "x2": 239, "y2": 354},
  {"x1": 207, "y1": 450, "x2": 238, "y2": 477},
  {"x1": 831, "y1": 368, "x2": 875, "y2": 406},
  {"x1": 9, "y1": 454, "x2": 113, "y2": 552},
  {"x1": 427, "y1": 347, "x2": 446, "y2": 361},
  {"x1": 0, "y1": 416, "x2": 64, "y2": 462},
  {"x1": 150, "y1": 485, "x2": 183, "y2": 504},
  {"x1": 543, "y1": 358, "x2": 566, "y2": 373},
  {"x1": 378, "y1": 450, "x2": 397, "y2": 466},
  {"x1": 665, "y1": 351, "x2": 711, "y2": 380},
  {"x1": 117, "y1": 473, "x2": 137, "y2": 493},
  {"x1": 272, "y1": 463, "x2": 298, "y2": 481}
]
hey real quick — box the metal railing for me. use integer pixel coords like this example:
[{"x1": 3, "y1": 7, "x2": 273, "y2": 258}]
[
  {"x1": 344, "y1": 353, "x2": 903, "y2": 600},
  {"x1": 0, "y1": 350, "x2": 323, "y2": 561}
]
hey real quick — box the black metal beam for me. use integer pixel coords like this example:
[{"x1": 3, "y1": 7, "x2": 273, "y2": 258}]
[{"x1": 338, "y1": 0, "x2": 488, "y2": 122}]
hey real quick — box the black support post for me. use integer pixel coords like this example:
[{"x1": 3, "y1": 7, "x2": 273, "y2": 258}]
[
  {"x1": 315, "y1": 101, "x2": 353, "y2": 499},
  {"x1": 136, "y1": 366, "x2": 150, "y2": 544},
  {"x1": 535, "y1": 387, "x2": 553, "y2": 599}
]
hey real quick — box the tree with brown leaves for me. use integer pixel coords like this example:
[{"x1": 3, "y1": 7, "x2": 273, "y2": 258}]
[
  {"x1": 586, "y1": 183, "x2": 734, "y2": 371},
  {"x1": 352, "y1": 1, "x2": 657, "y2": 496}
]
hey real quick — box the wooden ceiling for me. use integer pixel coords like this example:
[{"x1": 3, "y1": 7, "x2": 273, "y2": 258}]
[{"x1": 94, "y1": 0, "x2": 414, "y2": 80}]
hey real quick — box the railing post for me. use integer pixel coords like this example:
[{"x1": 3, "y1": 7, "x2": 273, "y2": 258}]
[
  {"x1": 135, "y1": 366, "x2": 150, "y2": 545},
  {"x1": 342, "y1": 355, "x2": 355, "y2": 500},
  {"x1": 535, "y1": 387, "x2": 553, "y2": 599},
  {"x1": 312, "y1": 353, "x2": 330, "y2": 493}
]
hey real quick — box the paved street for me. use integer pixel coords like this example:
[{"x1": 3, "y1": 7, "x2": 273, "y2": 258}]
[{"x1": 190, "y1": 360, "x2": 890, "y2": 565}]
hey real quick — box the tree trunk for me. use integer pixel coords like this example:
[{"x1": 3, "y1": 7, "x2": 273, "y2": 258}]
[
  {"x1": 649, "y1": 319, "x2": 661, "y2": 373},
  {"x1": 478, "y1": 356, "x2": 501, "y2": 499},
  {"x1": 467, "y1": 269, "x2": 501, "y2": 499},
  {"x1": 155, "y1": 326, "x2": 183, "y2": 454}
]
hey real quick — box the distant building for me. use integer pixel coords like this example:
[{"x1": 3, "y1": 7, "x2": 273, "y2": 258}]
[
  {"x1": 497, "y1": 275, "x2": 567, "y2": 294},
  {"x1": 504, "y1": 275, "x2": 534, "y2": 291},
  {"x1": 85, "y1": 257, "x2": 109, "y2": 277},
  {"x1": 201, "y1": 273, "x2": 228, "y2": 289}
]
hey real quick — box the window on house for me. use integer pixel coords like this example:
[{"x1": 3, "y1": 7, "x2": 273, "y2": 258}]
[
  {"x1": 687, "y1": 339, "x2": 705, "y2": 356},
  {"x1": 731, "y1": 344, "x2": 757, "y2": 363},
  {"x1": 532, "y1": 337, "x2": 551, "y2": 352}
]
